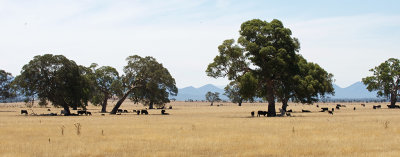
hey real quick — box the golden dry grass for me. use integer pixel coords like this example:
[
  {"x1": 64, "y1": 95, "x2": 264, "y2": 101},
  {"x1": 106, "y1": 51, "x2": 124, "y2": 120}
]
[{"x1": 1, "y1": 101, "x2": 400, "y2": 157}]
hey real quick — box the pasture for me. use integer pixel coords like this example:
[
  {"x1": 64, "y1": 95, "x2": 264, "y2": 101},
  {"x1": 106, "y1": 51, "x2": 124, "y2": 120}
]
[{"x1": 1, "y1": 101, "x2": 400, "y2": 157}]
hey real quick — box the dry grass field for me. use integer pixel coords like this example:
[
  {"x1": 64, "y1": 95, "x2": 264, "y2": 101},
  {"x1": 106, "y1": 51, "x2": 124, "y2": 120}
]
[{"x1": 1, "y1": 101, "x2": 400, "y2": 157}]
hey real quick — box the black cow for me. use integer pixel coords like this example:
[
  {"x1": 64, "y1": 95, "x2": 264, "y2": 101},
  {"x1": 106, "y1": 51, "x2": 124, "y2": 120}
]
[
  {"x1": 287, "y1": 109, "x2": 293, "y2": 112},
  {"x1": 86, "y1": 111, "x2": 92, "y2": 115},
  {"x1": 21, "y1": 110, "x2": 28, "y2": 115},
  {"x1": 285, "y1": 112, "x2": 291, "y2": 117},
  {"x1": 123, "y1": 110, "x2": 128, "y2": 113},
  {"x1": 168, "y1": 105, "x2": 173, "y2": 109},
  {"x1": 373, "y1": 105, "x2": 381, "y2": 109},
  {"x1": 332, "y1": 108, "x2": 335, "y2": 112},
  {"x1": 251, "y1": 111, "x2": 255, "y2": 117},
  {"x1": 302, "y1": 109, "x2": 311, "y2": 113},
  {"x1": 328, "y1": 110, "x2": 334, "y2": 115},
  {"x1": 361, "y1": 104, "x2": 366, "y2": 107},
  {"x1": 257, "y1": 110, "x2": 267, "y2": 117},
  {"x1": 47, "y1": 109, "x2": 51, "y2": 111},
  {"x1": 353, "y1": 107, "x2": 356, "y2": 110},
  {"x1": 157, "y1": 106, "x2": 165, "y2": 109},
  {"x1": 387, "y1": 105, "x2": 400, "y2": 108},
  {"x1": 77, "y1": 110, "x2": 86, "y2": 115},
  {"x1": 320, "y1": 107, "x2": 329, "y2": 112},
  {"x1": 161, "y1": 110, "x2": 169, "y2": 115},
  {"x1": 316, "y1": 104, "x2": 319, "y2": 108},
  {"x1": 136, "y1": 110, "x2": 140, "y2": 115},
  {"x1": 117, "y1": 109, "x2": 123, "y2": 113},
  {"x1": 336, "y1": 106, "x2": 340, "y2": 110},
  {"x1": 141, "y1": 110, "x2": 148, "y2": 115}
]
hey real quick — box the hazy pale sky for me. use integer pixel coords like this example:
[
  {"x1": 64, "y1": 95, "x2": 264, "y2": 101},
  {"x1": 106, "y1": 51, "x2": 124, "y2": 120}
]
[{"x1": 0, "y1": 0, "x2": 399, "y2": 88}]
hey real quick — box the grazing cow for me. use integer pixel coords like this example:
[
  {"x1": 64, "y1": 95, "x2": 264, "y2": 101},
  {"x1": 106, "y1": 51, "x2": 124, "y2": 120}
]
[
  {"x1": 77, "y1": 110, "x2": 86, "y2": 115},
  {"x1": 21, "y1": 110, "x2": 28, "y2": 115},
  {"x1": 336, "y1": 106, "x2": 340, "y2": 110},
  {"x1": 136, "y1": 111, "x2": 140, "y2": 115},
  {"x1": 141, "y1": 110, "x2": 148, "y2": 115},
  {"x1": 123, "y1": 110, "x2": 128, "y2": 113},
  {"x1": 336, "y1": 104, "x2": 341, "y2": 107},
  {"x1": 168, "y1": 105, "x2": 173, "y2": 109},
  {"x1": 373, "y1": 105, "x2": 381, "y2": 109},
  {"x1": 387, "y1": 105, "x2": 400, "y2": 108},
  {"x1": 257, "y1": 110, "x2": 267, "y2": 117},
  {"x1": 161, "y1": 110, "x2": 169, "y2": 115},
  {"x1": 86, "y1": 111, "x2": 92, "y2": 115},
  {"x1": 157, "y1": 106, "x2": 165, "y2": 109},
  {"x1": 361, "y1": 104, "x2": 366, "y2": 107},
  {"x1": 320, "y1": 107, "x2": 329, "y2": 112},
  {"x1": 287, "y1": 109, "x2": 293, "y2": 112},
  {"x1": 328, "y1": 110, "x2": 334, "y2": 115},
  {"x1": 302, "y1": 109, "x2": 311, "y2": 113},
  {"x1": 47, "y1": 109, "x2": 51, "y2": 111},
  {"x1": 117, "y1": 109, "x2": 123, "y2": 113},
  {"x1": 251, "y1": 111, "x2": 255, "y2": 117}
]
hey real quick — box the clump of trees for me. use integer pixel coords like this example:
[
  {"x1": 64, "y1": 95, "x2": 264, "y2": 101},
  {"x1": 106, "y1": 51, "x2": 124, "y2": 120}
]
[
  {"x1": 0, "y1": 69, "x2": 15, "y2": 101},
  {"x1": 10, "y1": 54, "x2": 177, "y2": 115},
  {"x1": 362, "y1": 58, "x2": 399, "y2": 107},
  {"x1": 207, "y1": 19, "x2": 334, "y2": 116},
  {"x1": 88, "y1": 64, "x2": 122, "y2": 113},
  {"x1": 13, "y1": 54, "x2": 91, "y2": 115},
  {"x1": 205, "y1": 91, "x2": 221, "y2": 106},
  {"x1": 224, "y1": 81, "x2": 244, "y2": 106},
  {"x1": 110, "y1": 55, "x2": 177, "y2": 114}
]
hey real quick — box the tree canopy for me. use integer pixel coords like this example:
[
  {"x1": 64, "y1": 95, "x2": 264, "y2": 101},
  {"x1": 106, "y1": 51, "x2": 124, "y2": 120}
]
[
  {"x1": 0, "y1": 69, "x2": 15, "y2": 101},
  {"x1": 88, "y1": 64, "x2": 122, "y2": 112},
  {"x1": 110, "y1": 55, "x2": 177, "y2": 114},
  {"x1": 206, "y1": 19, "x2": 334, "y2": 116},
  {"x1": 224, "y1": 81, "x2": 244, "y2": 106},
  {"x1": 205, "y1": 91, "x2": 221, "y2": 106},
  {"x1": 13, "y1": 54, "x2": 91, "y2": 115},
  {"x1": 362, "y1": 58, "x2": 400, "y2": 107}
]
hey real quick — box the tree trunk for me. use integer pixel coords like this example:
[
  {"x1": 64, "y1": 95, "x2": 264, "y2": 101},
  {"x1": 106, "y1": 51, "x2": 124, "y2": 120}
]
[
  {"x1": 101, "y1": 96, "x2": 108, "y2": 113},
  {"x1": 390, "y1": 92, "x2": 397, "y2": 107},
  {"x1": 63, "y1": 105, "x2": 71, "y2": 116},
  {"x1": 110, "y1": 90, "x2": 132, "y2": 114},
  {"x1": 281, "y1": 98, "x2": 289, "y2": 112},
  {"x1": 266, "y1": 87, "x2": 276, "y2": 117},
  {"x1": 149, "y1": 101, "x2": 154, "y2": 109},
  {"x1": 238, "y1": 99, "x2": 242, "y2": 106}
]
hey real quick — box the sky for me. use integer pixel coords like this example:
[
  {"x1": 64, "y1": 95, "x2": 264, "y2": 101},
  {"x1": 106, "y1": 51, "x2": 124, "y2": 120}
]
[{"x1": 0, "y1": 0, "x2": 399, "y2": 88}]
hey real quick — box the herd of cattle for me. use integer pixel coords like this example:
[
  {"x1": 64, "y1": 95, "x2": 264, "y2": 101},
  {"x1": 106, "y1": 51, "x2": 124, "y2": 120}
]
[
  {"x1": 250, "y1": 103, "x2": 400, "y2": 117},
  {"x1": 20, "y1": 107, "x2": 171, "y2": 116},
  {"x1": 18, "y1": 103, "x2": 400, "y2": 117}
]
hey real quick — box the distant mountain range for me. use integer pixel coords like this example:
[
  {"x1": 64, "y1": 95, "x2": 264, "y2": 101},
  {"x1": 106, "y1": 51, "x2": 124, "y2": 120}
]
[
  {"x1": 171, "y1": 82, "x2": 380, "y2": 101},
  {"x1": 329, "y1": 81, "x2": 377, "y2": 99}
]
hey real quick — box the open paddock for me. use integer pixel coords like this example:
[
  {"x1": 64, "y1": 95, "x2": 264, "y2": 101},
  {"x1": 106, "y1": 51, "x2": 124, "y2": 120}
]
[{"x1": 0, "y1": 101, "x2": 400, "y2": 157}]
